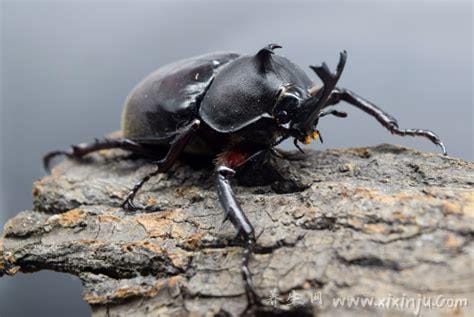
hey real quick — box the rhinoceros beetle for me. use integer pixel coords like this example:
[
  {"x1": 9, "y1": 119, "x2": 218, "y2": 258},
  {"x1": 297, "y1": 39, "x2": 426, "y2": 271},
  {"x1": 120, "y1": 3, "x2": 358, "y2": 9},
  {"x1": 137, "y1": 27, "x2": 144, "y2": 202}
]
[{"x1": 44, "y1": 44, "x2": 446, "y2": 306}]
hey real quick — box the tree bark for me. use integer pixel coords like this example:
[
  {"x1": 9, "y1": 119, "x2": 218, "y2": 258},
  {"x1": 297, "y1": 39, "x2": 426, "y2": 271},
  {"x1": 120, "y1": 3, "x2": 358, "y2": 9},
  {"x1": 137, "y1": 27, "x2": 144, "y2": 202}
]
[{"x1": 1, "y1": 144, "x2": 473, "y2": 316}]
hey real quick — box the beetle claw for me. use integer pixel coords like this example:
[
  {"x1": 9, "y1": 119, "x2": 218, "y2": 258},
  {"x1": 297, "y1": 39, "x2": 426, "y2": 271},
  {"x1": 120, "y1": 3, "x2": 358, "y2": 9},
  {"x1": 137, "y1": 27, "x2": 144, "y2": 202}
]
[
  {"x1": 245, "y1": 285, "x2": 261, "y2": 307},
  {"x1": 438, "y1": 142, "x2": 448, "y2": 156},
  {"x1": 242, "y1": 282, "x2": 263, "y2": 315},
  {"x1": 43, "y1": 151, "x2": 64, "y2": 173},
  {"x1": 222, "y1": 213, "x2": 230, "y2": 224},
  {"x1": 121, "y1": 198, "x2": 138, "y2": 212}
]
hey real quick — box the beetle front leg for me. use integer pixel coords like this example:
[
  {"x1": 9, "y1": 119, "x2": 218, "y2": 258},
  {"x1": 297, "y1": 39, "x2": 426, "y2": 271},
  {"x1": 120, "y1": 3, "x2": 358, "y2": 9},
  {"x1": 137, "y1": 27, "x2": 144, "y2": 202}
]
[
  {"x1": 319, "y1": 109, "x2": 348, "y2": 119},
  {"x1": 121, "y1": 119, "x2": 201, "y2": 211},
  {"x1": 215, "y1": 164, "x2": 259, "y2": 306},
  {"x1": 328, "y1": 88, "x2": 447, "y2": 155}
]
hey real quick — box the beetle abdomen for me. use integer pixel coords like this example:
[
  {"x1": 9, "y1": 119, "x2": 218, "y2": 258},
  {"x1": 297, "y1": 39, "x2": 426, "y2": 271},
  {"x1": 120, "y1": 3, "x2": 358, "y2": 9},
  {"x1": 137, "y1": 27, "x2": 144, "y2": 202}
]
[{"x1": 122, "y1": 52, "x2": 240, "y2": 143}]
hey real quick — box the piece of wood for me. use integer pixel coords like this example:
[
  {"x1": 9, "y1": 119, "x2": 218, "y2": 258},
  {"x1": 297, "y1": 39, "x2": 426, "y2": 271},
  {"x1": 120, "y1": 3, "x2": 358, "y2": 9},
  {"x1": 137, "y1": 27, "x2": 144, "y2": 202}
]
[{"x1": 1, "y1": 144, "x2": 473, "y2": 316}]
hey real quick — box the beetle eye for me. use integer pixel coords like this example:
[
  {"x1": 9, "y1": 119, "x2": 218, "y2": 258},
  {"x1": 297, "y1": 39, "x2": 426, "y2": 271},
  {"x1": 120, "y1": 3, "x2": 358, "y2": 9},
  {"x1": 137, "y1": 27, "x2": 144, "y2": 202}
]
[
  {"x1": 277, "y1": 94, "x2": 300, "y2": 110},
  {"x1": 273, "y1": 88, "x2": 302, "y2": 123},
  {"x1": 275, "y1": 110, "x2": 290, "y2": 123}
]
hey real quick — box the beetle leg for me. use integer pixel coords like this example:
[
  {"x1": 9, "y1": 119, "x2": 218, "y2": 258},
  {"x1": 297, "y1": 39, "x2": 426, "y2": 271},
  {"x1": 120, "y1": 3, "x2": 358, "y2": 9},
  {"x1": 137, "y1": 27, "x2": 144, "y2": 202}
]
[
  {"x1": 327, "y1": 88, "x2": 447, "y2": 155},
  {"x1": 43, "y1": 138, "x2": 151, "y2": 172},
  {"x1": 293, "y1": 138, "x2": 305, "y2": 154},
  {"x1": 121, "y1": 119, "x2": 201, "y2": 211},
  {"x1": 215, "y1": 164, "x2": 259, "y2": 306},
  {"x1": 319, "y1": 109, "x2": 348, "y2": 118},
  {"x1": 121, "y1": 165, "x2": 160, "y2": 211}
]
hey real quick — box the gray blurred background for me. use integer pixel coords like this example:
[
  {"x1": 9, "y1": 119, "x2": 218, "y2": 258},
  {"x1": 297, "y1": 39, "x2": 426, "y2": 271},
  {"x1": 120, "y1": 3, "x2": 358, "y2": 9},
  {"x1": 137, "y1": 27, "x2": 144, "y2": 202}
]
[{"x1": 0, "y1": 0, "x2": 472, "y2": 316}]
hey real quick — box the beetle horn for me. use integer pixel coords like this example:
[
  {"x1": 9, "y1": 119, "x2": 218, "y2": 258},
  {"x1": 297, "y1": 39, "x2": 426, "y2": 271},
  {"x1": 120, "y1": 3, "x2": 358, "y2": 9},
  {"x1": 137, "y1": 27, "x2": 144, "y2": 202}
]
[
  {"x1": 292, "y1": 51, "x2": 348, "y2": 137},
  {"x1": 308, "y1": 83, "x2": 323, "y2": 97},
  {"x1": 255, "y1": 43, "x2": 282, "y2": 73}
]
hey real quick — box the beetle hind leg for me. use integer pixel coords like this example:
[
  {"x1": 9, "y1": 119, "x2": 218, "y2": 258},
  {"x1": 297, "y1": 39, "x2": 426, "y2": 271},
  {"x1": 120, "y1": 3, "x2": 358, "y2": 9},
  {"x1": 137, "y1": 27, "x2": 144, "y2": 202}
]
[
  {"x1": 120, "y1": 165, "x2": 160, "y2": 211},
  {"x1": 43, "y1": 138, "x2": 149, "y2": 172},
  {"x1": 120, "y1": 119, "x2": 201, "y2": 211}
]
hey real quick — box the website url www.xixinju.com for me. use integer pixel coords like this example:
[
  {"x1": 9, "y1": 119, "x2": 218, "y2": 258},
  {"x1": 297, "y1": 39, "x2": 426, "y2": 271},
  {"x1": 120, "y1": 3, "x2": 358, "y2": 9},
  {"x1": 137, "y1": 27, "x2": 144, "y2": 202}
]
[
  {"x1": 332, "y1": 294, "x2": 468, "y2": 315},
  {"x1": 265, "y1": 289, "x2": 469, "y2": 315}
]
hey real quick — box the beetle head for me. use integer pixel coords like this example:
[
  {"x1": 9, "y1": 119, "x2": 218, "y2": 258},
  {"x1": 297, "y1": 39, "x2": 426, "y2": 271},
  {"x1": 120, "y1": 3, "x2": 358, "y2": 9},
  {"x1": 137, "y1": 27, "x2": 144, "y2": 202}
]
[
  {"x1": 271, "y1": 82, "x2": 322, "y2": 145},
  {"x1": 272, "y1": 83, "x2": 308, "y2": 125},
  {"x1": 283, "y1": 51, "x2": 347, "y2": 145}
]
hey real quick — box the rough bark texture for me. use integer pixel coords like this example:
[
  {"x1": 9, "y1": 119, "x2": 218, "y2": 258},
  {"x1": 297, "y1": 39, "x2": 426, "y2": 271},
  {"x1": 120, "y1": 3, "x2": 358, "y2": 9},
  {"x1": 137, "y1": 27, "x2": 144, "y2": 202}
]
[{"x1": 1, "y1": 144, "x2": 473, "y2": 316}]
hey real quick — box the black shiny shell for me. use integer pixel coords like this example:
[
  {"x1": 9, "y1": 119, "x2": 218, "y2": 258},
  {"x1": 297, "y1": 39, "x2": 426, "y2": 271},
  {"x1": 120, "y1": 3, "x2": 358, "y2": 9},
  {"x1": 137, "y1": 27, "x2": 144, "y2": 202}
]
[
  {"x1": 198, "y1": 54, "x2": 313, "y2": 133},
  {"x1": 122, "y1": 52, "x2": 240, "y2": 142}
]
